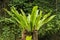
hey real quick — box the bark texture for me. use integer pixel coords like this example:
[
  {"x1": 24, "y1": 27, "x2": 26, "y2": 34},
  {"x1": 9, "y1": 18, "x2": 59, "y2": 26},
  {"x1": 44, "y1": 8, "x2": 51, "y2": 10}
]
[
  {"x1": 21, "y1": 30, "x2": 27, "y2": 40},
  {"x1": 33, "y1": 30, "x2": 38, "y2": 40},
  {"x1": 21, "y1": 29, "x2": 38, "y2": 40}
]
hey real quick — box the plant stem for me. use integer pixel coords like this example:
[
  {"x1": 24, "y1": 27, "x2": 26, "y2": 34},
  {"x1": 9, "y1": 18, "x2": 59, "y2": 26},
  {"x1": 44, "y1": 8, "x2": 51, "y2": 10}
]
[
  {"x1": 21, "y1": 30, "x2": 27, "y2": 40},
  {"x1": 33, "y1": 30, "x2": 38, "y2": 40}
]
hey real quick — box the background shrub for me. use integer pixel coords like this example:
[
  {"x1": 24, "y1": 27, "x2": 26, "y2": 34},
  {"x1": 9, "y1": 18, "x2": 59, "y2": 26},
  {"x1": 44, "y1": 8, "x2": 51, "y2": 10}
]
[{"x1": 0, "y1": 0, "x2": 60, "y2": 40}]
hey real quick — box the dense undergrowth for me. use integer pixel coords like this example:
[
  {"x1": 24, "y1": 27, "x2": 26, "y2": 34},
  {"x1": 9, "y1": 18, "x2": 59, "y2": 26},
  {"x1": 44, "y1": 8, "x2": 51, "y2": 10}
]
[{"x1": 0, "y1": 0, "x2": 60, "y2": 40}]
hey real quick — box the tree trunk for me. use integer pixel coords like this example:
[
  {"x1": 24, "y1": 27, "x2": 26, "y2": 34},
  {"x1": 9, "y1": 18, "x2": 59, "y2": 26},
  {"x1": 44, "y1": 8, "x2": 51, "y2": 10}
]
[
  {"x1": 21, "y1": 30, "x2": 27, "y2": 40},
  {"x1": 33, "y1": 30, "x2": 38, "y2": 40}
]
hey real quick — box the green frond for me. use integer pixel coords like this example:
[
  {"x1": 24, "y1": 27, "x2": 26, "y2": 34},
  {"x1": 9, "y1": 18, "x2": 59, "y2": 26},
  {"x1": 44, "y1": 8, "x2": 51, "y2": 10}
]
[
  {"x1": 30, "y1": 6, "x2": 38, "y2": 30},
  {"x1": 43, "y1": 15, "x2": 56, "y2": 24},
  {"x1": 36, "y1": 20, "x2": 42, "y2": 30},
  {"x1": 4, "y1": 6, "x2": 56, "y2": 32},
  {"x1": 42, "y1": 11, "x2": 52, "y2": 21},
  {"x1": 20, "y1": 9, "x2": 28, "y2": 27},
  {"x1": 39, "y1": 10, "x2": 43, "y2": 19},
  {"x1": 36, "y1": 15, "x2": 56, "y2": 30},
  {"x1": 19, "y1": 14, "x2": 31, "y2": 31},
  {"x1": 13, "y1": 17, "x2": 20, "y2": 24},
  {"x1": 20, "y1": 9, "x2": 26, "y2": 17},
  {"x1": 35, "y1": 10, "x2": 43, "y2": 27},
  {"x1": 19, "y1": 14, "x2": 26, "y2": 26},
  {"x1": 11, "y1": 6, "x2": 21, "y2": 21},
  {"x1": 27, "y1": 14, "x2": 31, "y2": 23},
  {"x1": 11, "y1": 8, "x2": 27, "y2": 29},
  {"x1": 4, "y1": 8, "x2": 14, "y2": 16}
]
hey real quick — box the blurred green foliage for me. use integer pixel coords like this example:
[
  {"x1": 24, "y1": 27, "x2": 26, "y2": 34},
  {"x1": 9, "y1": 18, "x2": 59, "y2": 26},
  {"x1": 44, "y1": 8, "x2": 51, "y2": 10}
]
[
  {"x1": 9, "y1": 0, "x2": 56, "y2": 13},
  {"x1": 0, "y1": 17, "x2": 21, "y2": 40},
  {"x1": 0, "y1": 0, "x2": 60, "y2": 40}
]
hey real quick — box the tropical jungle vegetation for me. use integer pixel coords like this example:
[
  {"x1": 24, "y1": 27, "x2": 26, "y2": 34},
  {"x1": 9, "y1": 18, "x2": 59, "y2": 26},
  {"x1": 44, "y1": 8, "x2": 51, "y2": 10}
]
[
  {"x1": 0, "y1": 0, "x2": 60, "y2": 40},
  {"x1": 4, "y1": 6, "x2": 56, "y2": 40}
]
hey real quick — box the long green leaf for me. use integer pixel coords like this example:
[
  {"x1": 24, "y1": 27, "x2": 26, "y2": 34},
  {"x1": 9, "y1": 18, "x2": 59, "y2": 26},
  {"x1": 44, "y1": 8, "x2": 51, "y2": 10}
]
[
  {"x1": 35, "y1": 10, "x2": 43, "y2": 27},
  {"x1": 36, "y1": 15, "x2": 56, "y2": 30},
  {"x1": 4, "y1": 8, "x2": 14, "y2": 16},
  {"x1": 43, "y1": 15, "x2": 56, "y2": 24},
  {"x1": 30, "y1": 6, "x2": 38, "y2": 30},
  {"x1": 42, "y1": 11, "x2": 52, "y2": 21},
  {"x1": 11, "y1": 6, "x2": 21, "y2": 21}
]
